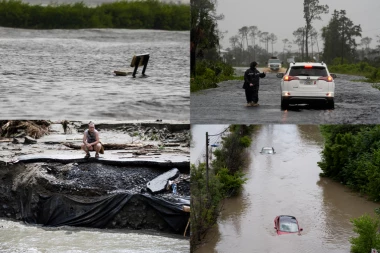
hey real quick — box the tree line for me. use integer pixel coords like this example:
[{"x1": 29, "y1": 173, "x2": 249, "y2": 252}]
[
  {"x1": 0, "y1": 0, "x2": 189, "y2": 30},
  {"x1": 224, "y1": 0, "x2": 380, "y2": 68},
  {"x1": 190, "y1": 125, "x2": 257, "y2": 252}
]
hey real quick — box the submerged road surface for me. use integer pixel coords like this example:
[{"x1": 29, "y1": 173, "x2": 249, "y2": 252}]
[
  {"x1": 191, "y1": 72, "x2": 380, "y2": 124},
  {"x1": 194, "y1": 125, "x2": 380, "y2": 253}
]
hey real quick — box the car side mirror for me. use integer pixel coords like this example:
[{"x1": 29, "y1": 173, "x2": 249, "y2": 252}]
[
  {"x1": 276, "y1": 73, "x2": 284, "y2": 78},
  {"x1": 330, "y1": 73, "x2": 337, "y2": 78}
]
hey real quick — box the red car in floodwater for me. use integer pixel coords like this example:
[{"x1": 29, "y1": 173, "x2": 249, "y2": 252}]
[{"x1": 274, "y1": 215, "x2": 303, "y2": 235}]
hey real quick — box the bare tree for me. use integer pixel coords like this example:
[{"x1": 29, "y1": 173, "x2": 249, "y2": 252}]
[
  {"x1": 229, "y1": 35, "x2": 239, "y2": 49},
  {"x1": 260, "y1": 32, "x2": 269, "y2": 52},
  {"x1": 303, "y1": 0, "x2": 329, "y2": 59},
  {"x1": 249, "y1": 26, "x2": 259, "y2": 58},
  {"x1": 269, "y1": 33, "x2": 277, "y2": 55},
  {"x1": 238, "y1": 26, "x2": 249, "y2": 51},
  {"x1": 282, "y1": 38, "x2": 289, "y2": 61},
  {"x1": 293, "y1": 27, "x2": 305, "y2": 60},
  {"x1": 361, "y1": 37, "x2": 372, "y2": 50}
]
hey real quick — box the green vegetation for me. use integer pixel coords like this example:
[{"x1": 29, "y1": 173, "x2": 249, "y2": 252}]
[
  {"x1": 190, "y1": 125, "x2": 258, "y2": 251},
  {"x1": 190, "y1": 0, "x2": 238, "y2": 92},
  {"x1": 318, "y1": 125, "x2": 380, "y2": 201},
  {"x1": 0, "y1": 0, "x2": 189, "y2": 30},
  {"x1": 190, "y1": 60, "x2": 237, "y2": 92},
  {"x1": 350, "y1": 213, "x2": 380, "y2": 253},
  {"x1": 320, "y1": 126, "x2": 380, "y2": 251},
  {"x1": 329, "y1": 61, "x2": 380, "y2": 85}
]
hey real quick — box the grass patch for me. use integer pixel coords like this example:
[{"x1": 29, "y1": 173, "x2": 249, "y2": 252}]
[{"x1": 329, "y1": 61, "x2": 380, "y2": 84}]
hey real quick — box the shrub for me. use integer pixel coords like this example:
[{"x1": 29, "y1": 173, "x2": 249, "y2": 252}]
[
  {"x1": 350, "y1": 214, "x2": 380, "y2": 253},
  {"x1": 216, "y1": 167, "x2": 247, "y2": 196}
]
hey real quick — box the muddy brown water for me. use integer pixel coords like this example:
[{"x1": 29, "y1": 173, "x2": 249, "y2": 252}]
[
  {"x1": 0, "y1": 28, "x2": 189, "y2": 120},
  {"x1": 191, "y1": 70, "x2": 380, "y2": 124},
  {"x1": 193, "y1": 125, "x2": 380, "y2": 253},
  {"x1": 0, "y1": 218, "x2": 189, "y2": 252}
]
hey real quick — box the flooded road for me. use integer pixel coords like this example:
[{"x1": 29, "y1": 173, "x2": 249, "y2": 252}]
[
  {"x1": 193, "y1": 125, "x2": 380, "y2": 253},
  {"x1": 0, "y1": 27, "x2": 189, "y2": 120},
  {"x1": 191, "y1": 72, "x2": 380, "y2": 124},
  {"x1": 0, "y1": 218, "x2": 189, "y2": 253}
]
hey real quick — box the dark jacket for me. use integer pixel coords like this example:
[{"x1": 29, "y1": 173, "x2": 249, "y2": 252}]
[{"x1": 243, "y1": 67, "x2": 266, "y2": 89}]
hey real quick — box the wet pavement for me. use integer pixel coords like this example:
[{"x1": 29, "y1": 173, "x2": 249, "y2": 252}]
[
  {"x1": 191, "y1": 71, "x2": 380, "y2": 124},
  {"x1": 192, "y1": 125, "x2": 380, "y2": 253}
]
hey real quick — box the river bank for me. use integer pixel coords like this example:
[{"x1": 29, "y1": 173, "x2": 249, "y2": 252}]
[
  {"x1": 194, "y1": 125, "x2": 380, "y2": 253},
  {"x1": 0, "y1": 0, "x2": 190, "y2": 30}
]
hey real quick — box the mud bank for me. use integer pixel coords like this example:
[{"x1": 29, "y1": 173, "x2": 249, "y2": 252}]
[
  {"x1": 0, "y1": 162, "x2": 190, "y2": 234},
  {"x1": 0, "y1": 122, "x2": 190, "y2": 235}
]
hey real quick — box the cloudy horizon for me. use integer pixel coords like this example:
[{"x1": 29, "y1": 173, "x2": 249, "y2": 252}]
[{"x1": 216, "y1": 0, "x2": 380, "y2": 55}]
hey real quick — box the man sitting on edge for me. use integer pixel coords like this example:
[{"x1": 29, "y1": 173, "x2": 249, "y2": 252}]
[{"x1": 81, "y1": 121, "x2": 103, "y2": 159}]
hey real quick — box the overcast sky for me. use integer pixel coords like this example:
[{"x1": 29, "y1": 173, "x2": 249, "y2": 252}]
[{"x1": 216, "y1": 0, "x2": 380, "y2": 53}]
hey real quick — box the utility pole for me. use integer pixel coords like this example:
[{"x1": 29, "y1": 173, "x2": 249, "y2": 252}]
[
  {"x1": 206, "y1": 132, "x2": 209, "y2": 195},
  {"x1": 341, "y1": 19, "x2": 345, "y2": 64}
]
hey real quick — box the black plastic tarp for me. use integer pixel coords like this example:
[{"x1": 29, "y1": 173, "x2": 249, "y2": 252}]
[{"x1": 21, "y1": 193, "x2": 189, "y2": 233}]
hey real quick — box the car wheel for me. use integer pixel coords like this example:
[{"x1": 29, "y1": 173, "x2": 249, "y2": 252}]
[
  {"x1": 281, "y1": 97, "x2": 289, "y2": 110},
  {"x1": 327, "y1": 99, "x2": 334, "y2": 109}
]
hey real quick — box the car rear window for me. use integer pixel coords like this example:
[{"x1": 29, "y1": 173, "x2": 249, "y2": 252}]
[{"x1": 289, "y1": 66, "x2": 327, "y2": 77}]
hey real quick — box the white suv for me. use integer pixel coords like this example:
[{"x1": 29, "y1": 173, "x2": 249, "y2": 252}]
[{"x1": 277, "y1": 62, "x2": 336, "y2": 110}]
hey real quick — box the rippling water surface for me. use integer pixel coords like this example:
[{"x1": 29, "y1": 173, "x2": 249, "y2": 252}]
[
  {"x1": 192, "y1": 125, "x2": 380, "y2": 253},
  {"x1": 0, "y1": 218, "x2": 189, "y2": 253},
  {"x1": 0, "y1": 28, "x2": 189, "y2": 119}
]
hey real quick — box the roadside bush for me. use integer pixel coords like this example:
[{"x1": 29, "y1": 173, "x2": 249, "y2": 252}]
[
  {"x1": 319, "y1": 125, "x2": 380, "y2": 201},
  {"x1": 216, "y1": 167, "x2": 247, "y2": 196},
  {"x1": 350, "y1": 214, "x2": 380, "y2": 253},
  {"x1": 190, "y1": 163, "x2": 223, "y2": 250},
  {"x1": 191, "y1": 60, "x2": 237, "y2": 92}
]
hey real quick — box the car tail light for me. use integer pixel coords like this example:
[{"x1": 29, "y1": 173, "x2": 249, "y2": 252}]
[
  {"x1": 283, "y1": 75, "x2": 299, "y2": 81},
  {"x1": 318, "y1": 76, "x2": 333, "y2": 82},
  {"x1": 304, "y1": 65, "x2": 313, "y2": 68}
]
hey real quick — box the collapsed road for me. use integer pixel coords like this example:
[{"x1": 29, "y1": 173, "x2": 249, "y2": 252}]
[
  {"x1": 191, "y1": 71, "x2": 380, "y2": 124},
  {"x1": 0, "y1": 121, "x2": 190, "y2": 235}
]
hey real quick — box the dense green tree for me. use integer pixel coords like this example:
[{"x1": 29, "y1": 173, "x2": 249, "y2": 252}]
[
  {"x1": 190, "y1": 0, "x2": 223, "y2": 76},
  {"x1": 350, "y1": 214, "x2": 380, "y2": 253},
  {"x1": 303, "y1": 0, "x2": 329, "y2": 59},
  {"x1": 321, "y1": 10, "x2": 362, "y2": 64}
]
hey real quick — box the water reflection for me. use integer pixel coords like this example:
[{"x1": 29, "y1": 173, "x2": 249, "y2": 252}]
[{"x1": 194, "y1": 125, "x2": 380, "y2": 253}]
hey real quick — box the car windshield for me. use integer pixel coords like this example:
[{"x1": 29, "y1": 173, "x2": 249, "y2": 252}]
[
  {"x1": 289, "y1": 66, "x2": 327, "y2": 77},
  {"x1": 269, "y1": 59, "x2": 281, "y2": 64},
  {"x1": 279, "y1": 216, "x2": 299, "y2": 232},
  {"x1": 262, "y1": 148, "x2": 273, "y2": 154}
]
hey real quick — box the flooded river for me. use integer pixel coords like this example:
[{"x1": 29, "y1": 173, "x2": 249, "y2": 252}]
[
  {"x1": 192, "y1": 125, "x2": 380, "y2": 253},
  {"x1": 0, "y1": 27, "x2": 189, "y2": 120},
  {"x1": 0, "y1": 218, "x2": 189, "y2": 253}
]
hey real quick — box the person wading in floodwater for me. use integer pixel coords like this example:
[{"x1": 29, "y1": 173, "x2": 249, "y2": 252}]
[
  {"x1": 243, "y1": 61, "x2": 266, "y2": 107},
  {"x1": 81, "y1": 121, "x2": 103, "y2": 159}
]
